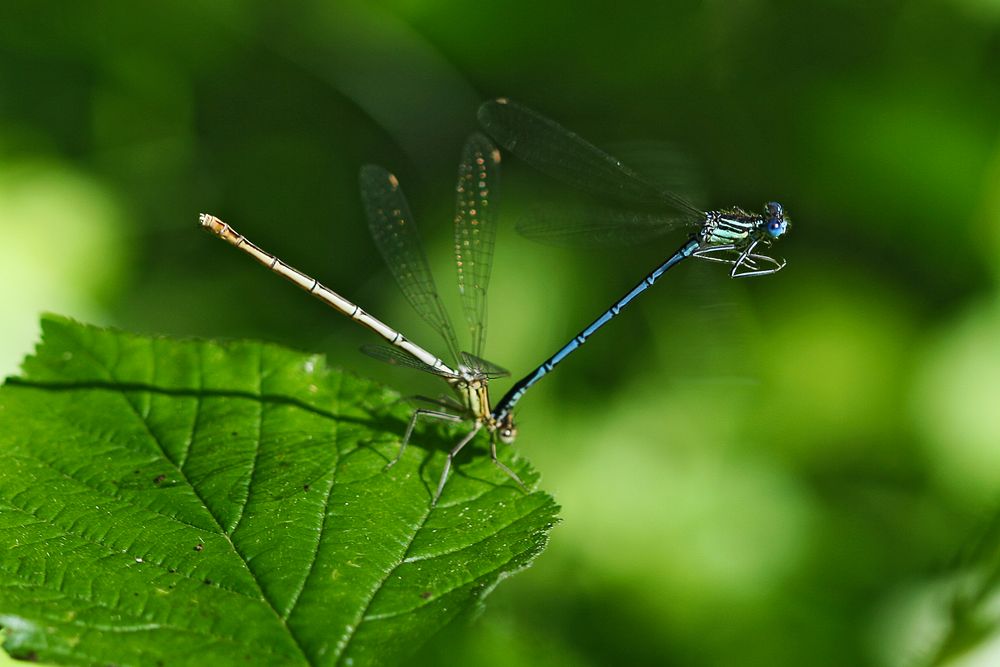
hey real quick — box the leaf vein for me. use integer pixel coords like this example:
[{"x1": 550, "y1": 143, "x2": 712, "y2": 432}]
[
  {"x1": 0, "y1": 499, "x2": 259, "y2": 601},
  {"x1": 361, "y1": 509, "x2": 551, "y2": 623},
  {"x1": 57, "y1": 336, "x2": 313, "y2": 665},
  {"x1": 2, "y1": 450, "x2": 219, "y2": 537},
  {"x1": 401, "y1": 498, "x2": 549, "y2": 564},
  {"x1": 282, "y1": 369, "x2": 345, "y2": 623},
  {"x1": 178, "y1": 342, "x2": 204, "y2": 470},
  {"x1": 333, "y1": 490, "x2": 435, "y2": 662},
  {"x1": 227, "y1": 344, "x2": 265, "y2": 536}
]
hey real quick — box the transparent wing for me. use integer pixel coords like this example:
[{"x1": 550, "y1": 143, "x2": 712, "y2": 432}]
[
  {"x1": 359, "y1": 165, "x2": 461, "y2": 364},
  {"x1": 454, "y1": 133, "x2": 501, "y2": 358},
  {"x1": 603, "y1": 140, "x2": 708, "y2": 211},
  {"x1": 478, "y1": 98, "x2": 702, "y2": 215},
  {"x1": 459, "y1": 352, "x2": 511, "y2": 380},
  {"x1": 361, "y1": 344, "x2": 458, "y2": 379},
  {"x1": 516, "y1": 198, "x2": 699, "y2": 248}
]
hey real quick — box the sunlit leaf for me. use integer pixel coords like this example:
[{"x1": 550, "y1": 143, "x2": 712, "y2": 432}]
[{"x1": 0, "y1": 315, "x2": 557, "y2": 666}]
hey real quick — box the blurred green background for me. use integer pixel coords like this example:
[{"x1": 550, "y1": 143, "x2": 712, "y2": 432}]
[{"x1": 3, "y1": 1, "x2": 1000, "y2": 665}]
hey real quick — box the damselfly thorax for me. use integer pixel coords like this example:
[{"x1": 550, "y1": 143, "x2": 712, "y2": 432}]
[
  {"x1": 694, "y1": 203, "x2": 789, "y2": 277},
  {"x1": 443, "y1": 367, "x2": 516, "y2": 441},
  {"x1": 701, "y1": 208, "x2": 759, "y2": 245}
]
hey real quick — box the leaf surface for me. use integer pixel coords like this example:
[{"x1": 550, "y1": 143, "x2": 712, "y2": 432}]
[{"x1": 0, "y1": 316, "x2": 557, "y2": 666}]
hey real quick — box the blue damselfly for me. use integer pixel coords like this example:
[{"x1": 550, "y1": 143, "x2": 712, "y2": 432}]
[{"x1": 479, "y1": 99, "x2": 790, "y2": 422}]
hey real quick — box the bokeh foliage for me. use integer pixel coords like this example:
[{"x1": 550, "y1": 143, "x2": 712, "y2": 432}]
[{"x1": 2, "y1": 1, "x2": 1000, "y2": 665}]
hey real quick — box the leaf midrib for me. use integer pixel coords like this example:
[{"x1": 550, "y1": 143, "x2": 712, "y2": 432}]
[{"x1": 64, "y1": 330, "x2": 316, "y2": 665}]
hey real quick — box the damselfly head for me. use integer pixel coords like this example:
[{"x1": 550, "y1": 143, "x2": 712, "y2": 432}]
[
  {"x1": 763, "y1": 201, "x2": 790, "y2": 239},
  {"x1": 498, "y1": 414, "x2": 517, "y2": 444}
]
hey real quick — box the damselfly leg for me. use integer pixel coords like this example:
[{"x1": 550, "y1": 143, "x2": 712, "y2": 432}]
[
  {"x1": 693, "y1": 242, "x2": 786, "y2": 277},
  {"x1": 390, "y1": 409, "x2": 464, "y2": 470}
]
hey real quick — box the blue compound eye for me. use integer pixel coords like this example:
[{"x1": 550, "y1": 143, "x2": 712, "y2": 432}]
[
  {"x1": 767, "y1": 219, "x2": 784, "y2": 238},
  {"x1": 766, "y1": 201, "x2": 783, "y2": 218}
]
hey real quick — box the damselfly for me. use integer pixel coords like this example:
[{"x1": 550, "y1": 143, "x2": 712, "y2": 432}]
[
  {"x1": 201, "y1": 133, "x2": 522, "y2": 503},
  {"x1": 479, "y1": 99, "x2": 791, "y2": 422}
]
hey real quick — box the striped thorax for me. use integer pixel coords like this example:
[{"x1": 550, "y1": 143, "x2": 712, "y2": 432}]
[{"x1": 701, "y1": 208, "x2": 760, "y2": 247}]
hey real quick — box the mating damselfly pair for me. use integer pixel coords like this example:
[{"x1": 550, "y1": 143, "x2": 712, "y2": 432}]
[{"x1": 201, "y1": 99, "x2": 790, "y2": 503}]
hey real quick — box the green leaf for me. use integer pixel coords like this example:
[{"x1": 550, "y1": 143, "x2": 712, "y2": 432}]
[{"x1": 0, "y1": 315, "x2": 558, "y2": 666}]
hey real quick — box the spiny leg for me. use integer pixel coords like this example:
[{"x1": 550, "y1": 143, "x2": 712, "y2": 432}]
[
  {"x1": 490, "y1": 436, "x2": 528, "y2": 493},
  {"x1": 693, "y1": 244, "x2": 739, "y2": 266},
  {"x1": 733, "y1": 244, "x2": 785, "y2": 277},
  {"x1": 743, "y1": 251, "x2": 785, "y2": 276},
  {"x1": 433, "y1": 422, "x2": 483, "y2": 505},
  {"x1": 730, "y1": 239, "x2": 760, "y2": 278},
  {"x1": 696, "y1": 242, "x2": 783, "y2": 278},
  {"x1": 387, "y1": 409, "x2": 463, "y2": 470}
]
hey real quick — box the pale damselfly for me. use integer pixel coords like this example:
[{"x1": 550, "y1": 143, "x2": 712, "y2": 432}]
[
  {"x1": 479, "y1": 98, "x2": 791, "y2": 422},
  {"x1": 201, "y1": 133, "x2": 522, "y2": 503}
]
